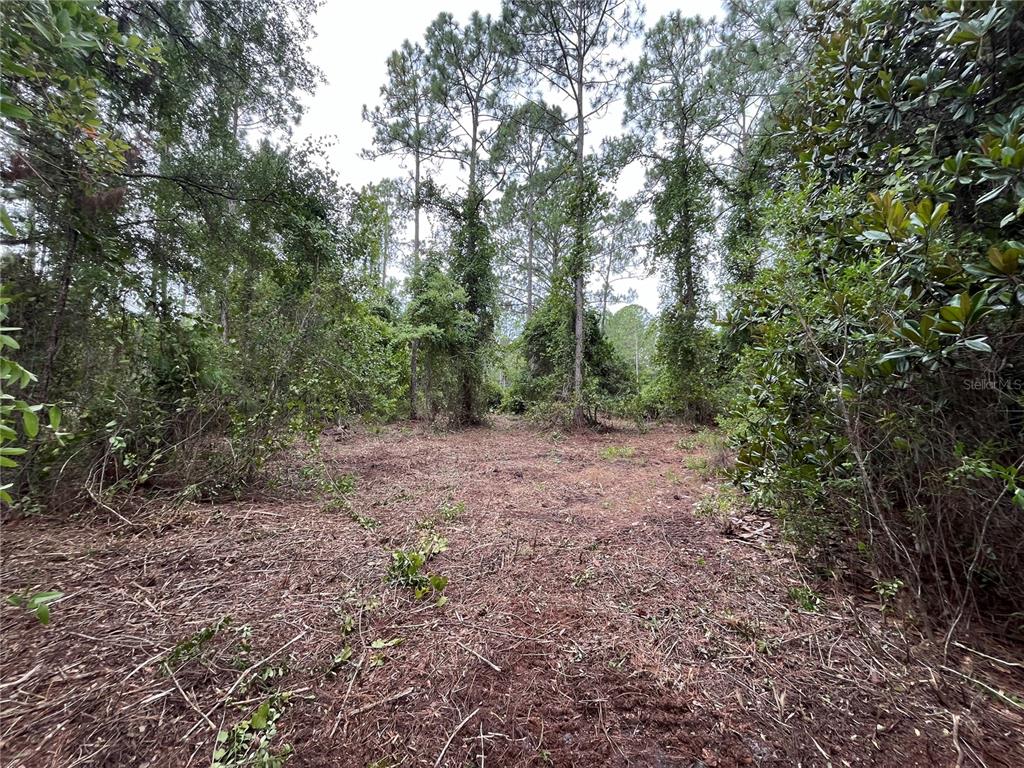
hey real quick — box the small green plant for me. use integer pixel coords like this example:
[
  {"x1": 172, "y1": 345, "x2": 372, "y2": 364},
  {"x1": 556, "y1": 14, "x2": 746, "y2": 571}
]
[
  {"x1": 387, "y1": 549, "x2": 426, "y2": 585},
  {"x1": 694, "y1": 485, "x2": 742, "y2": 519},
  {"x1": 321, "y1": 496, "x2": 351, "y2": 515},
  {"x1": 327, "y1": 474, "x2": 356, "y2": 496},
  {"x1": 213, "y1": 694, "x2": 292, "y2": 768},
  {"x1": 163, "y1": 616, "x2": 231, "y2": 671},
  {"x1": 684, "y1": 456, "x2": 708, "y2": 475},
  {"x1": 600, "y1": 445, "x2": 635, "y2": 460},
  {"x1": 571, "y1": 568, "x2": 596, "y2": 588},
  {"x1": 387, "y1": 549, "x2": 449, "y2": 600},
  {"x1": 676, "y1": 429, "x2": 723, "y2": 451},
  {"x1": 873, "y1": 578, "x2": 904, "y2": 608},
  {"x1": 5, "y1": 590, "x2": 63, "y2": 625},
  {"x1": 788, "y1": 586, "x2": 823, "y2": 613},
  {"x1": 353, "y1": 513, "x2": 378, "y2": 530},
  {"x1": 238, "y1": 662, "x2": 287, "y2": 697},
  {"x1": 368, "y1": 637, "x2": 403, "y2": 667},
  {"x1": 229, "y1": 624, "x2": 254, "y2": 668},
  {"x1": 439, "y1": 499, "x2": 465, "y2": 522},
  {"x1": 326, "y1": 646, "x2": 353, "y2": 677},
  {"x1": 336, "y1": 611, "x2": 356, "y2": 635},
  {"x1": 418, "y1": 532, "x2": 448, "y2": 557}
]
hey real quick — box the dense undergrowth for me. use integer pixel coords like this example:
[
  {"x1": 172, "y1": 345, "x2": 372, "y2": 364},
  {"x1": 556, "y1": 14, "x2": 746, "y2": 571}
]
[{"x1": 724, "y1": 0, "x2": 1024, "y2": 631}]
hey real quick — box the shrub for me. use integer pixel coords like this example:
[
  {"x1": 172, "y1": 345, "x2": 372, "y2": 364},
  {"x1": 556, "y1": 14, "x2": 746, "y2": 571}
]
[{"x1": 724, "y1": 1, "x2": 1024, "y2": 623}]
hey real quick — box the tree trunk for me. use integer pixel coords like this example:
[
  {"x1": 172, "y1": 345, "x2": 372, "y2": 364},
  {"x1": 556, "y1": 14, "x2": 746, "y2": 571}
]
[
  {"x1": 414, "y1": 153, "x2": 421, "y2": 261},
  {"x1": 600, "y1": 250, "x2": 613, "y2": 330},
  {"x1": 220, "y1": 285, "x2": 229, "y2": 343},
  {"x1": 573, "y1": 271, "x2": 585, "y2": 426},
  {"x1": 424, "y1": 352, "x2": 433, "y2": 422},
  {"x1": 410, "y1": 153, "x2": 422, "y2": 419},
  {"x1": 634, "y1": 323, "x2": 640, "y2": 385},
  {"x1": 459, "y1": 115, "x2": 482, "y2": 425},
  {"x1": 526, "y1": 208, "x2": 535, "y2": 318},
  {"x1": 572, "y1": 59, "x2": 587, "y2": 428}
]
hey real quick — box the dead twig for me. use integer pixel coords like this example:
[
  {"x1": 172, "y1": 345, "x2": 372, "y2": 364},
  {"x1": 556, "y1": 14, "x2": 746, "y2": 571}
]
[
  {"x1": 940, "y1": 665, "x2": 1024, "y2": 713},
  {"x1": 455, "y1": 640, "x2": 501, "y2": 672},
  {"x1": 182, "y1": 630, "x2": 306, "y2": 740},
  {"x1": 167, "y1": 667, "x2": 215, "y2": 731},
  {"x1": 435, "y1": 707, "x2": 480, "y2": 767},
  {"x1": 348, "y1": 686, "x2": 415, "y2": 718}
]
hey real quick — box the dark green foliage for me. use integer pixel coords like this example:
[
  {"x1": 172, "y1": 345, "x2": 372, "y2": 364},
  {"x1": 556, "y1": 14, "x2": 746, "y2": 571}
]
[
  {"x1": 643, "y1": 323, "x2": 725, "y2": 423},
  {"x1": 625, "y1": 12, "x2": 721, "y2": 423},
  {"x1": 2, "y1": 1, "x2": 406, "y2": 509},
  {"x1": 725, "y1": 0, "x2": 1024, "y2": 620},
  {"x1": 448, "y1": 192, "x2": 498, "y2": 423},
  {"x1": 405, "y1": 253, "x2": 477, "y2": 421},
  {"x1": 508, "y1": 290, "x2": 633, "y2": 421}
]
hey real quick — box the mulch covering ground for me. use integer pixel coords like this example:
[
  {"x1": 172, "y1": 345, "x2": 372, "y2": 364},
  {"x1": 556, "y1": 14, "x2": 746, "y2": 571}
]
[{"x1": 2, "y1": 417, "x2": 1021, "y2": 767}]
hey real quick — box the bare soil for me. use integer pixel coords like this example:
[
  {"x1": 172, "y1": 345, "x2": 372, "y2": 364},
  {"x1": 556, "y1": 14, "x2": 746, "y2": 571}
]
[{"x1": 2, "y1": 418, "x2": 1021, "y2": 767}]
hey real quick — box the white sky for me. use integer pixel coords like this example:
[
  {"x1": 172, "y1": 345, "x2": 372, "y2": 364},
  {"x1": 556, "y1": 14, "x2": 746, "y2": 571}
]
[{"x1": 296, "y1": 0, "x2": 724, "y2": 313}]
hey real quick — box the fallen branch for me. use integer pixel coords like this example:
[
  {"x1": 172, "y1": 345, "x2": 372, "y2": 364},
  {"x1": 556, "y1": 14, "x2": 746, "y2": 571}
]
[
  {"x1": 348, "y1": 686, "x2": 415, "y2": 718},
  {"x1": 455, "y1": 639, "x2": 501, "y2": 672},
  {"x1": 182, "y1": 630, "x2": 306, "y2": 740},
  {"x1": 940, "y1": 665, "x2": 1024, "y2": 712},
  {"x1": 167, "y1": 667, "x2": 215, "y2": 730}
]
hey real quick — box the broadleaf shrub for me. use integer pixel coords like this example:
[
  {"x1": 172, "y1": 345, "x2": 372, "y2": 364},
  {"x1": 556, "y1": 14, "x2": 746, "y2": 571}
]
[{"x1": 725, "y1": 0, "x2": 1024, "y2": 625}]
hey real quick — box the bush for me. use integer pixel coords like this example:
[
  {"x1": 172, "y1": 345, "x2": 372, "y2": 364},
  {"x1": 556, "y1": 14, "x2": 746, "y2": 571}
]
[
  {"x1": 724, "y1": 0, "x2": 1024, "y2": 623},
  {"x1": 507, "y1": 292, "x2": 634, "y2": 423}
]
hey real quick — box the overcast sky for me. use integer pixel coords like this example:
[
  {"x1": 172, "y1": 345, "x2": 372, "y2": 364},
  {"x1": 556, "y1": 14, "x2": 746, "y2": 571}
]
[{"x1": 296, "y1": 0, "x2": 724, "y2": 312}]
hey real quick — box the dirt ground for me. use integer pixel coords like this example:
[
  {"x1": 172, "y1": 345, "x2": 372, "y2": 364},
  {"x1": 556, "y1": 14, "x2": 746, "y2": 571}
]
[{"x1": 2, "y1": 417, "x2": 1022, "y2": 767}]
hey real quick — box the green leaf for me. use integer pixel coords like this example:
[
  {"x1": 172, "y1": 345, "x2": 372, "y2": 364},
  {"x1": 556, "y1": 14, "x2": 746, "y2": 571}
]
[
  {"x1": 250, "y1": 700, "x2": 271, "y2": 730},
  {"x1": 49, "y1": 405, "x2": 61, "y2": 430},
  {"x1": 22, "y1": 409, "x2": 38, "y2": 438},
  {"x1": 861, "y1": 230, "x2": 891, "y2": 241},
  {"x1": 0, "y1": 206, "x2": 16, "y2": 237},
  {"x1": 939, "y1": 305, "x2": 963, "y2": 323},
  {"x1": 963, "y1": 338, "x2": 992, "y2": 353}
]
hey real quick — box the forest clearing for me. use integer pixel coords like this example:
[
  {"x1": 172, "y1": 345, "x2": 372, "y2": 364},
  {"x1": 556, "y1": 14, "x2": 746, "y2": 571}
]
[
  {"x1": 3, "y1": 0, "x2": 1024, "y2": 765},
  {"x1": 2, "y1": 419, "x2": 1021, "y2": 766}
]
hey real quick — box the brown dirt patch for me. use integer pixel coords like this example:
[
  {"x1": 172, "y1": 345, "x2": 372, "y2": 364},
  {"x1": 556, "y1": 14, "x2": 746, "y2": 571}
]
[{"x1": 2, "y1": 417, "x2": 1021, "y2": 767}]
